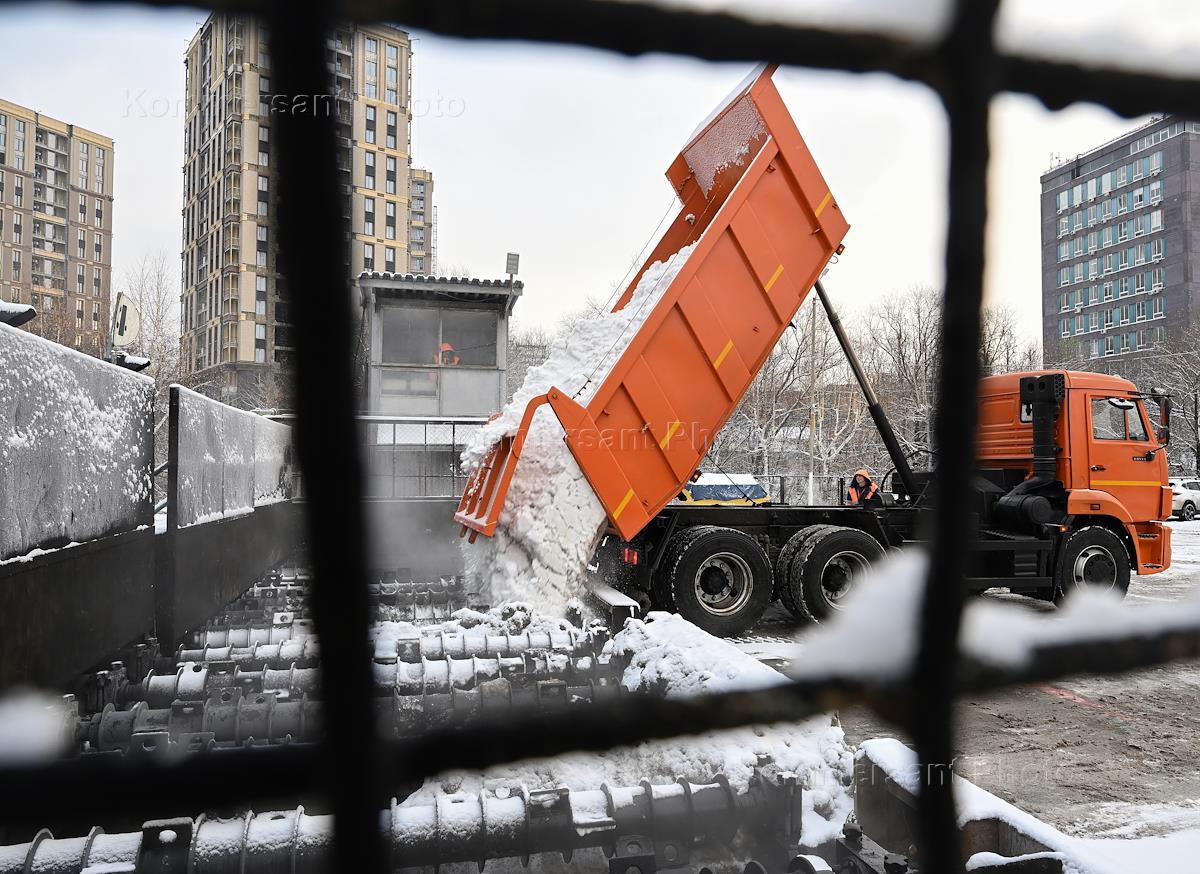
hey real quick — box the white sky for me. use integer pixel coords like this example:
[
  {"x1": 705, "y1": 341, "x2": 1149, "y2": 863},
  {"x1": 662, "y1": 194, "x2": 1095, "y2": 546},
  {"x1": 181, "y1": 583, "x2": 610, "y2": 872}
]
[{"x1": 1, "y1": 1, "x2": 1192, "y2": 344}]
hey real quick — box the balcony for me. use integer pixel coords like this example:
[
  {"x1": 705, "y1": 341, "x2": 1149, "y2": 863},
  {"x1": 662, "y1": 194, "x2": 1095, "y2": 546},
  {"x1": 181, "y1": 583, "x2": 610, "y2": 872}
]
[{"x1": 33, "y1": 201, "x2": 68, "y2": 221}]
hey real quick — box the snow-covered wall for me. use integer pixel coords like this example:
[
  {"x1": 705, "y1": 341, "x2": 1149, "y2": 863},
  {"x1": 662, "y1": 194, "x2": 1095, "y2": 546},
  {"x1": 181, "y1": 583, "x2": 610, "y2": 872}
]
[
  {"x1": 253, "y1": 416, "x2": 293, "y2": 505},
  {"x1": 173, "y1": 386, "x2": 292, "y2": 527},
  {"x1": 0, "y1": 324, "x2": 154, "y2": 561}
]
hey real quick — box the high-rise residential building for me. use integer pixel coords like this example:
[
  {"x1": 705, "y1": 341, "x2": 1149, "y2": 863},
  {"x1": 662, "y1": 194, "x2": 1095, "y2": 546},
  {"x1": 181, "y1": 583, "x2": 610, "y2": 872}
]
[
  {"x1": 180, "y1": 15, "x2": 435, "y2": 407},
  {"x1": 1039, "y1": 116, "x2": 1200, "y2": 366},
  {"x1": 0, "y1": 99, "x2": 114, "y2": 357},
  {"x1": 408, "y1": 167, "x2": 435, "y2": 275}
]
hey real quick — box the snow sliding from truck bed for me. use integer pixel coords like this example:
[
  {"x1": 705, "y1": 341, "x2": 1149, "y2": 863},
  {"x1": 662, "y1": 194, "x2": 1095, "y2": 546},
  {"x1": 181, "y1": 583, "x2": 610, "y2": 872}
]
[{"x1": 461, "y1": 243, "x2": 698, "y2": 611}]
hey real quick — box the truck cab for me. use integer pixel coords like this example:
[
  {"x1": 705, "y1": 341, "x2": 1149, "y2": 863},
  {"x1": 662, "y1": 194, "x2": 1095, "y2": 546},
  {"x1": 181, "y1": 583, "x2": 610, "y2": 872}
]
[{"x1": 977, "y1": 370, "x2": 1172, "y2": 584}]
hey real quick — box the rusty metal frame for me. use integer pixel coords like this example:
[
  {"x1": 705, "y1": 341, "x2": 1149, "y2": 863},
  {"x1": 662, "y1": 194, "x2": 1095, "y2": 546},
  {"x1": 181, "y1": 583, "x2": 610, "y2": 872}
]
[{"x1": 3, "y1": 2, "x2": 1199, "y2": 872}]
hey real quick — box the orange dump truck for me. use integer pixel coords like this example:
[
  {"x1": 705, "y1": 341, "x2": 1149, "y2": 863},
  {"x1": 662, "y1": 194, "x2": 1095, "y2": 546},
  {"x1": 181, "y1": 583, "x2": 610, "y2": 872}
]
[{"x1": 457, "y1": 66, "x2": 1172, "y2": 636}]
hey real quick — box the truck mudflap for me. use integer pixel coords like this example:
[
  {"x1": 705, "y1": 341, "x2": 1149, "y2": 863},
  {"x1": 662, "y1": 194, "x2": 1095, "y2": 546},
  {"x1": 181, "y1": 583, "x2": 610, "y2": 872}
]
[{"x1": 455, "y1": 64, "x2": 850, "y2": 541}]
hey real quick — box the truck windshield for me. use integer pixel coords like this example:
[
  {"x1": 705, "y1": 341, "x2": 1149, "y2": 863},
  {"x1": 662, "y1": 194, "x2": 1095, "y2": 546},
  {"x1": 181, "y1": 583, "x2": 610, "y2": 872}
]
[{"x1": 1091, "y1": 397, "x2": 1148, "y2": 441}]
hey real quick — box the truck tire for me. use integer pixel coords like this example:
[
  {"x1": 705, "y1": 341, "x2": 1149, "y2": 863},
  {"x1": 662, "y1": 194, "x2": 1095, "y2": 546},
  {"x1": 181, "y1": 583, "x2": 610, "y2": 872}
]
[
  {"x1": 775, "y1": 526, "x2": 837, "y2": 623},
  {"x1": 1053, "y1": 525, "x2": 1130, "y2": 603},
  {"x1": 665, "y1": 526, "x2": 772, "y2": 637},
  {"x1": 651, "y1": 525, "x2": 719, "y2": 612},
  {"x1": 790, "y1": 526, "x2": 883, "y2": 621}
]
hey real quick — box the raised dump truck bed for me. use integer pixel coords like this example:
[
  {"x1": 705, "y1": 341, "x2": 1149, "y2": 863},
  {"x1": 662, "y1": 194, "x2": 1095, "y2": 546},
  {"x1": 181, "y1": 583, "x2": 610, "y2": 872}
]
[{"x1": 455, "y1": 65, "x2": 849, "y2": 542}]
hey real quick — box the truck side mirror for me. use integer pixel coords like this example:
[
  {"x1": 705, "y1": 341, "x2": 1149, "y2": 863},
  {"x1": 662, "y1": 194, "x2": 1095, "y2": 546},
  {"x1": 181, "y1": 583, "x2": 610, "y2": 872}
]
[{"x1": 1150, "y1": 387, "x2": 1171, "y2": 445}]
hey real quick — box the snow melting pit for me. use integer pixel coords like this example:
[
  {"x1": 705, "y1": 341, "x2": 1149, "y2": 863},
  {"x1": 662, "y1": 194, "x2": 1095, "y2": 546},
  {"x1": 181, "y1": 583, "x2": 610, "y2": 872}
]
[{"x1": 461, "y1": 244, "x2": 698, "y2": 613}]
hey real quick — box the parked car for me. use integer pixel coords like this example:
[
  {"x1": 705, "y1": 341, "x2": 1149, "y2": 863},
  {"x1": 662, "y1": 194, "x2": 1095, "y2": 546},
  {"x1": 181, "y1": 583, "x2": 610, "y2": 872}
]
[
  {"x1": 1170, "y1": 477, "x2": 1200, "y2": 521},
  {"x1": 673, "y1": 473, "x2": 771, "y2": 506}
]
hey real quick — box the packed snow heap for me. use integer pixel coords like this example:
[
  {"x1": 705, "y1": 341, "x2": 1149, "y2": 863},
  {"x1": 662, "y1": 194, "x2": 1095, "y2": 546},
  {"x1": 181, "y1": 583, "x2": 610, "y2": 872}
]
[{"x1": 461, "y1": 244, "x2": 697, "y2": 611}]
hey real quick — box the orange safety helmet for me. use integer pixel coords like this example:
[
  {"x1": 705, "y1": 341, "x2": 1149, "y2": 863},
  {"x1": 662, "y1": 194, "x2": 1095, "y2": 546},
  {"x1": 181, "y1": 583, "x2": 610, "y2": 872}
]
[{"x1": 437, "y1": 342, "x2": 461, "y2": 366}]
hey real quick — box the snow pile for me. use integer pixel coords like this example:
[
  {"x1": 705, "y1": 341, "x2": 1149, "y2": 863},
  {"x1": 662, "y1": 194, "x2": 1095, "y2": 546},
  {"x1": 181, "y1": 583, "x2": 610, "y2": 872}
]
[
  {"x1": 0, "y1": 323, "x2": 154, "y2": 561},
  {"x1": 405, "y1": 612, "x2": 854, "y2": 849},
  {"x1": 460, "y1": 244, "x2": 697, "y2": 611},
  {"x1": 612, "y1": 611, "x2": 788, "y2": 696}
]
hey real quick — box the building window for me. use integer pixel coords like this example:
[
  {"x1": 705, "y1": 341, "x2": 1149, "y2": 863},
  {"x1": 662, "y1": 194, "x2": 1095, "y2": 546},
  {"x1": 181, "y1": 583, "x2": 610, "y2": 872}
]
[
  {"x1": 364, "y1": 197, "x2": 375, "y2": 236},
  {"x1": 365, "y1": 37, "x2": 377, "y2": 55},
  {"x1": 76, "y1": 264, "x2": 85, "y2": 294},
  {"x1": 386, "y1": 110, "x2": 397, "y2": 149},
  {"x1": 364, "y1": 151, "x2": 376, "y2": 189},
  {"x1": 387, "y1": 44, "x2": 398, "y2": 62},
  {"x1": 13, "y1": 177, "x2": 21, "y2": 207},
  {"x1": 12, "y1": 214, "x2": 20, "y2": 245},
  {"x1": 380, "y1": 305, "x2": 496, "y2": 368},
  {"x1": 256, "y1": 274, "x2": 267, "y2": 316},
  {"x1": 79, "y1": 195, "x2": 87, "y2": 223},
  {"x1": 365, "y1": 106, "x2": 376, "y2": 144},
  {"x1": 76, "y1": 299, "x2": 84, "y2": 330},
  {"x1": 94, "y1": 233, "x2": 102, "y2": 260},
  {"x1": 93, "y1": 267, "x2": 101, "y2": 296},
  {"x1": 385, "y1": 156, "x2": 396, "y2": 194},
  {"x1": 412, "y1": 257, "x2": 424, "y2": 272},
  {"x1": 385, "y1": 247, "x2": 395, "y2": 272},
  {"x1": 11, "y1": 252, "x2": 20, "y2": 282},
  {"x1": 95, "y1": 201, "x2": 103, "y2": 228},
  {"x1": 363, "y1": 242, "x2": 374, "y2": 270}
]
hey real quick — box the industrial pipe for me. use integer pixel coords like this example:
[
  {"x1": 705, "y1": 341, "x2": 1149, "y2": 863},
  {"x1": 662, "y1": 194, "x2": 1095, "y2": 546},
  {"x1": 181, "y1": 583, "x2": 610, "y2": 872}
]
[{"x1": 0, "y1": 769, "x2": 798, "y2": 873}]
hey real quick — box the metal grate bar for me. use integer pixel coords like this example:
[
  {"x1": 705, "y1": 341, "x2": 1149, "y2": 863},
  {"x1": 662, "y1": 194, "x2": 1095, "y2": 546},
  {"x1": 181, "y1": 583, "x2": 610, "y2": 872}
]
[{"x1": 2, "y1": 2, "x2": 1199, "y2": 873}]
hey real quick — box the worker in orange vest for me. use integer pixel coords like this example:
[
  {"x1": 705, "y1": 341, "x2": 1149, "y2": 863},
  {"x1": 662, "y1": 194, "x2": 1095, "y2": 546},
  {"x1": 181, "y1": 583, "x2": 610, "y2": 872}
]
[
  {"x1": 847, "y1": 468, "x2": 883, "y2": 509},
  {"x1": 437, "y1": 342, "x2": 461, "y2": 366}
]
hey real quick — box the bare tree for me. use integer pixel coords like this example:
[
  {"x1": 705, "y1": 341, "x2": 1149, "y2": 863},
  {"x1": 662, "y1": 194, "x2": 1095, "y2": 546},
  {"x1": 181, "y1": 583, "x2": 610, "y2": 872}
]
[
  {"x1": 120, "y1": 252, "x2": 182, "y2": 473},
  {"x1": 23, "y1": 293, "x2": 77, "y2": 349}
]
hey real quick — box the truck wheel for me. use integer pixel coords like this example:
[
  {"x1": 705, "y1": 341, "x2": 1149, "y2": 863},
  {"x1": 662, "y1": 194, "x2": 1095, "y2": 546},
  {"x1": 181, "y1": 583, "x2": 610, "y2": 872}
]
[
  {"x1": 1182, "y1": 501, "x2": 1196, "y2": 522},
  {"x1": 1053, "y1": 526, "x2": 1130, "y2": 604},
  {"x1": 666, "y1": 526, "x2": 772, "y2": 637},
  {"x1": 790, "y1": 526, "x2": 883, "y2": 621},
  {"x1": 651, "y1": 525, "x2": 718, "y2": 612},
  {"x1": 775, "y1": 526, "x2": 837, "y2": 623}
]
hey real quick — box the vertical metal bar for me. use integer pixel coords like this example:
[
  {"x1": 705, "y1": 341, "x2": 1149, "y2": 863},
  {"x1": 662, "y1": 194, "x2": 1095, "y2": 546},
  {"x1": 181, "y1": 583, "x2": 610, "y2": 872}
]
[
  {"x1": 166, "y1": 385, "x2": 179, "y2": 535},
  {"x1": 914, "y1": 2, "x2": 1000, "y2": 872},
  {"x1": 267, "y1": 8, "x2": 382, "y2": 873}
]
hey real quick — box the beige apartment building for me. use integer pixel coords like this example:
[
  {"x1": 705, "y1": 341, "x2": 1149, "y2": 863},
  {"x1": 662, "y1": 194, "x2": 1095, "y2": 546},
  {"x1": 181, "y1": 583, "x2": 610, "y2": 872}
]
[
  {"x1": 180, "y1": 15, "x2": 436, "y2": 407},
  {"x1": 408, "y1": 167, "x2": 435, "y2": 274},
  {"x1": 0, "y1": 99, "x2": 114, "y2": 357}
]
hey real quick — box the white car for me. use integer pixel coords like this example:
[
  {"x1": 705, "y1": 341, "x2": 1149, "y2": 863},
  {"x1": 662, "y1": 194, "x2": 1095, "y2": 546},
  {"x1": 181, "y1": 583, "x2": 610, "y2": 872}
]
[{"x1": 1170, "y1": 477, "x2": 1200, "y2": 521}]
